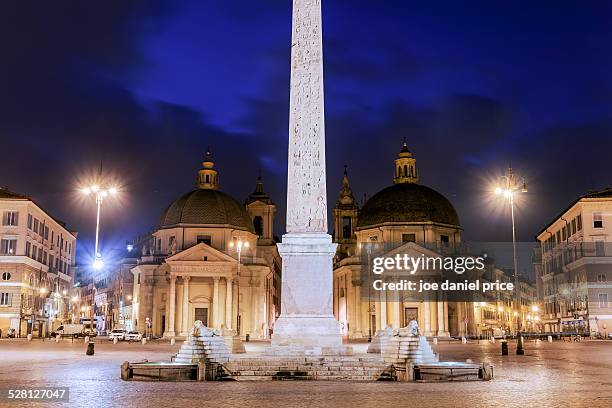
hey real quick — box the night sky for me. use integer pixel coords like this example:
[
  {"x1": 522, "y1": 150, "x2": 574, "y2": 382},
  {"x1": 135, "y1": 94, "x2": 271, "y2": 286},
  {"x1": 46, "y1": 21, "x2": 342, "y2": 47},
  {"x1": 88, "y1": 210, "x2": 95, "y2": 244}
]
[{"x1": 1, "y1": 1, "x2": 611, "y2": 267}]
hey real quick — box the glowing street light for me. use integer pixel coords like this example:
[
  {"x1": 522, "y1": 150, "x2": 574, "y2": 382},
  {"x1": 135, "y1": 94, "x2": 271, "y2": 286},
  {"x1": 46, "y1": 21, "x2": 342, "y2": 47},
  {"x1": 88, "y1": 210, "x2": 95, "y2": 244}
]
[
  {"x1": 494, "y1": 167, "x2": 527, "y2": 333},
  {"x1": 229, "y1": 238, "x2": 250, "y2": 335},
  {"x1": 81, "y1": 184, "x2": 119, "y2": 270}
]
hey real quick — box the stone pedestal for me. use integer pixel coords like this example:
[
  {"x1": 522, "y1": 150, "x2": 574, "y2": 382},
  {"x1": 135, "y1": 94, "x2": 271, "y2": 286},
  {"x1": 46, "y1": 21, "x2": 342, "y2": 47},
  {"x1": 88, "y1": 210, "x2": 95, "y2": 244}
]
[{"x1": 271, "y1": 233, "x2": 342, "y2": 353}]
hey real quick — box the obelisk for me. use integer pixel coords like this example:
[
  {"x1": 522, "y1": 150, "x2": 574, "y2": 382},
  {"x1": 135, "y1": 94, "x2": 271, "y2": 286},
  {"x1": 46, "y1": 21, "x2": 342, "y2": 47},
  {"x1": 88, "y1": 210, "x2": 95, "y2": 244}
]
[{"x1": 271, "y1": 0, "x2": 342, "y2": 352}]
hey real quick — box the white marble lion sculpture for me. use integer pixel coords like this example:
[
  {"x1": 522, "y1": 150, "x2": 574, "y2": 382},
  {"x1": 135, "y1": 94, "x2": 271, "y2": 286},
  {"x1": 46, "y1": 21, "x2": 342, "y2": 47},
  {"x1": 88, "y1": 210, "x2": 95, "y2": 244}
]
[{"x1": 190, "y1": 320, "x2": 219, "y2": 338}]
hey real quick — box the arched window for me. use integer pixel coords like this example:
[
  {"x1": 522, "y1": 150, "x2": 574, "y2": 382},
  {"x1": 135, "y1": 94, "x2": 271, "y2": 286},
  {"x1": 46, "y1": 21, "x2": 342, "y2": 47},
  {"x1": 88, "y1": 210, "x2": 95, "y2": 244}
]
[
  {"x1": 253, "y1": 216, "x2": 264, "y2": 237},
  {"x1": 205, "y1": 174, "x2": 210, "y2": 183},
  {"x1": 403, "y1": 165, "x2": 408, "y2": 177}
]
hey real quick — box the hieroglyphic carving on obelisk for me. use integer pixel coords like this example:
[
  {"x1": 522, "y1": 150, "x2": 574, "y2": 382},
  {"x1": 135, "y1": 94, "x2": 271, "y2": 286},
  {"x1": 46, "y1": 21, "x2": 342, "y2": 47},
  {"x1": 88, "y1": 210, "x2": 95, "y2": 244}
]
[{"x1": 286, "y1": 0, "x2": 327, "y2": 233}]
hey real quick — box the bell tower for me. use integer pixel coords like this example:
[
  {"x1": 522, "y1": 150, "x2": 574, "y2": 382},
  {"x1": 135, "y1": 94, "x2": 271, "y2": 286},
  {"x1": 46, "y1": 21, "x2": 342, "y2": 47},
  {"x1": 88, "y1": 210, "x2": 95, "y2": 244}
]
[
  {"x1": 197, "y1": 149, "x2": 219, "y2": 190},
  {"x1": 393, "y1": 141, "x2": 418, "y2": 184},
  {"x1": 245, "y1": 174, "x2": 276, "y2": 245},
  {"x1": 333, "y1": 166, "x2": 358, "y2": 258}
]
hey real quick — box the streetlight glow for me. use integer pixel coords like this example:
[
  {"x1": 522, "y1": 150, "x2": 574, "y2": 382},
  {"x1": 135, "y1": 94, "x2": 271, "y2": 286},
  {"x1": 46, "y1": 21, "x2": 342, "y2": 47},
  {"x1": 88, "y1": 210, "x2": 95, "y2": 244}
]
[
  {"x1": 494, "y1": 167, "x2": 528, "y2": 334},
  {"x1": 93, "y1": 258, "x2": 104, "y2": 270}
]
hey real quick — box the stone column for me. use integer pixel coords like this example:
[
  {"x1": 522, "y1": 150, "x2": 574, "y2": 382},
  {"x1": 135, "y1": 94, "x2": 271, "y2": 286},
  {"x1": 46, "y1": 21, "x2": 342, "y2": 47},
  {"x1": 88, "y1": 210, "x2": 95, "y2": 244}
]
[
  {"x1": 225, "y1": 277, "x2": 233, "y2": 330},
  {"x1": 181, "y1": 276, "x2": 190, "y2": 333},
  {"x1": 443, "y1": 301, "x2": 449, "y2": 334},
  {"x1": 212, "y1": 277, "x2": 220, "y2": 328},
  {"x1": 380, "y1": 288, "x2": 387, "y2": 328},
  {"x1": 352, "y1": 279, "x2": 362, "y2": 337},
  {"x1": 167, "y1": 275, "x2": 176, "y2": 337},
  {"x1": 423, "y1": 296, "x2": 432, "y2": 336},
  {"x1": 437, "y1": 295, "x2": 446, "y2": 336}
]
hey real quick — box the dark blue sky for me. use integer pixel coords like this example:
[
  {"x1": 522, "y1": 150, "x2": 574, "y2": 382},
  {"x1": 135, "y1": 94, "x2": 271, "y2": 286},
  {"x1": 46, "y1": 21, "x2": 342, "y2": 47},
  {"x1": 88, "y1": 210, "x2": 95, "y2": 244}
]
[{"x1": 1, "y1": 1, "x2": 611, "y2": 266}]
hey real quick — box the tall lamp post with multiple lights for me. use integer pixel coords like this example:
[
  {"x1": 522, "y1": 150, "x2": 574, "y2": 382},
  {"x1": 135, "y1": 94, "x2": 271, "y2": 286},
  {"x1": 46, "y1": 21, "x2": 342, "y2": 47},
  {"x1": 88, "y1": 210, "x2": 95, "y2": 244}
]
[
  {"x1": 229, "y1": 238, "x2": 249, "y2": 336},
  {"x1": 494, "y1": 167, "x2": 527, "y2": 334},
  {"x1": 81, "y1": 184, "x2": 118, "y2": 332}
]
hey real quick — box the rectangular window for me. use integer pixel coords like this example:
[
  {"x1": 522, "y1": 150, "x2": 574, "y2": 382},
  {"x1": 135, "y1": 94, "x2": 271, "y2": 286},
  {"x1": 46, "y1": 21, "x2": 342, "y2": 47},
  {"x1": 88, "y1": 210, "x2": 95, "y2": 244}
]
[
  {"x1": 44, "y1": 226, "x2": 49, "y2": 240},
  {"x1": 571, "y1": 219, "x2": 576, "y2": 235},
  {"x1": 43, "y1": 251, "x2": 48, "y2": 265},
  {"x1": 342, "y1": 216, "x2": 352, "y2": 239},
  {"x1": 556, "y1": 231, "x2": 561, "y2": 244},
  {"x1": 577, "y1": 215, "x2": 582, "y2": 231},
  {"x1": 593, "y1": 212, "x2": 603, "y2": 229},
  {"x1": 0, "y1": 239, "x2": 17, "y2": 255},
  {"x1": 25, "y1": 241, "x2": 31, "y2": 257},
  {"x1": 49, "y1": 255, "x2": 54, "y2": 270},
  {"x1": 402, "y1": 233, "x2": 416, "y2": 243},
  {"x1": 27, "y1": 214, "x2": 33, "y2": 229},
  {"x1": 440, "y1": 235, "x2": 449, "y2": 245},
  {"x1": 137, "y1": 273, "x2": 141, "y2": 284},
  {"x1": 33, "y1": 219, "x2": 39, "y2": 234},
  {"x1": 0, "y1": 292, "x2": 11, "y2": 306},
  {"x1": 51, "y1": 230, "x2": 54, "y2": 245},
  {"x1": 2, "y1": 211, "x2": 18, "y2": 226},
  {"x1": 32, "y1": 246, "x2": 38, "y2": 260},
  {"x1": 599, "y1": 293, "x2": 609, "y2": 308},
  {"x1": 196, "y1": 235, "x2": 212, "y2": 245}
]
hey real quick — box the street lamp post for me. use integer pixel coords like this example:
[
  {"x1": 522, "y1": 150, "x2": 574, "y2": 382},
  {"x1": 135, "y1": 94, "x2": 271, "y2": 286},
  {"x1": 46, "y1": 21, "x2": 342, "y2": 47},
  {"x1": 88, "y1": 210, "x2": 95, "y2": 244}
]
[
  {"x1": 229, "y1": 238, "x2": 249, "y2": 336},
  {"x1": 495, "y1": 167, "x2": 527, "y2": 334},
  {"x1": 81, "y1": 184, "x2": 118, "y2": 333}
]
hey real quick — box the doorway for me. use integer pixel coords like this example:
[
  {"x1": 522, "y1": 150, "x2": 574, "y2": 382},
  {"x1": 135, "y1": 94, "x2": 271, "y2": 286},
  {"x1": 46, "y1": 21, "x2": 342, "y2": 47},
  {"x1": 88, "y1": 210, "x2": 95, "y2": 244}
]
[
  {"x1": 195, "y1": 307, "x2": 208, "y2": 327},
  {"x1": 404, "y1": 307, "x2": 418, "y2": 326}
]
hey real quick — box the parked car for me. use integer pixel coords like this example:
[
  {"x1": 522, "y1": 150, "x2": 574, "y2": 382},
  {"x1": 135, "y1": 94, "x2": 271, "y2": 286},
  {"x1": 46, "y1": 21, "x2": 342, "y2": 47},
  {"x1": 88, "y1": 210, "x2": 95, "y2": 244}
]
[
  {"x1": 125, "y1": 331, "x2": 143, "y2": 342},
  {"x1": 108, "y1": 328, "x2": 128, "y2": 341}
]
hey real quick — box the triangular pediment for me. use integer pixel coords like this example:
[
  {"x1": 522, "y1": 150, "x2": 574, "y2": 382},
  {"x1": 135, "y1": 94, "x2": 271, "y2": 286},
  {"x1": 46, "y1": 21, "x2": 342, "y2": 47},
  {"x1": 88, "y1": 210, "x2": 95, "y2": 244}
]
[
  {"x1": 166, "y1": 242, "x2": 237, "y2": 263},
  {"x1": 381, "y1": 242, "x2": 442, "y2": 259}
]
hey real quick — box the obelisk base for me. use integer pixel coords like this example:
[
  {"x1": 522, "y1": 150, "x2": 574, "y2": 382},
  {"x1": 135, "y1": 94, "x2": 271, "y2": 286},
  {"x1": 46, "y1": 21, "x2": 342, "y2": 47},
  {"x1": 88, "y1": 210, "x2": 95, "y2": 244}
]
[{"x1": 271, "y1": 233, "x2": 343, "y2": 354}]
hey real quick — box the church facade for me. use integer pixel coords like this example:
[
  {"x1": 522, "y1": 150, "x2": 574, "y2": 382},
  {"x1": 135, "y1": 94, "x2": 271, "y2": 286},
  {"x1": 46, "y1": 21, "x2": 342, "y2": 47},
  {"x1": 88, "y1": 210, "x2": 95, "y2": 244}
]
[
  {"x1": 332, "y1": 143, "x2": 533, "y2": 339},
  {"x1": 130, "y1": 151, "x2": 281, "y2": 339}
]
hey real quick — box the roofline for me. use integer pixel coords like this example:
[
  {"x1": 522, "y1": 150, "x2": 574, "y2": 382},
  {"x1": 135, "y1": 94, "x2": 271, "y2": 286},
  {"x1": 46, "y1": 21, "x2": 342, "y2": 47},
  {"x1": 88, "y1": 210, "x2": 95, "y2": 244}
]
[
  {"x1": 355, "y1": 220, "x2": 463, "y2": 231},
  {"x1": 157, "y1": 223, "x2": 255, "y2": 233},
  {"x1": 535, "y1": 191, "x2": 612, "y2": 239},
  {"x1": 0, "y1": 193, "x2": 77, "y2": 239}
]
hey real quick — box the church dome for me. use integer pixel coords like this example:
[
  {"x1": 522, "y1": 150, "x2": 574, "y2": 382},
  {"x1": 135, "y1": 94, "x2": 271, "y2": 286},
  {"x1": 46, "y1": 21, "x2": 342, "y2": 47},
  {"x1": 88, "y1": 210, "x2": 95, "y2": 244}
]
[
  {"x1": 159, "y1": 189, "x2": 255, "y2": 232},
  {"x1": 158, "y1": 150, "x2": 254, "y2": 232},
  {"x1": 357, "y1": 183, "x2": 460, "y2": 229},
  {"x1": 356, "y1": 142, "x2": 460, "y2": 230}
]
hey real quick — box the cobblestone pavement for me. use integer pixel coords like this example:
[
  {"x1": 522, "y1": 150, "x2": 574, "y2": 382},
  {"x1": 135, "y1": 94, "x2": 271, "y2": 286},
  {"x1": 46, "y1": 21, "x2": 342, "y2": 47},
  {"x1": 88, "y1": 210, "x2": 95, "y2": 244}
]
[{"x1": 0, "y1": 338, "x2": 611, "y2": 408}]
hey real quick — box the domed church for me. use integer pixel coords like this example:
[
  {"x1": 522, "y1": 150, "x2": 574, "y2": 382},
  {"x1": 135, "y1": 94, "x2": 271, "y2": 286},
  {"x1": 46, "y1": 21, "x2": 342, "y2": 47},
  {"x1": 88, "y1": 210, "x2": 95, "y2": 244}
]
[
  {"x1": 332, "y1": 142, "x2": 471, "y2": 338},
  {"x1": 130, "y1": 151, "x2": 281, "y2": 339}
]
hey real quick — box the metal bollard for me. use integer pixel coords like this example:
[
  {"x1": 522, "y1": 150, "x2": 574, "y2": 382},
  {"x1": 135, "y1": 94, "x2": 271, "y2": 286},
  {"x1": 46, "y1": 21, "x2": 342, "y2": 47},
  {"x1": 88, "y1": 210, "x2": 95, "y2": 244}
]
[
  {"x1": 113, "y1": 337, "x2": 118, "y2": 344},
  {"x1": 461, "y1": 337, "x2": 467, "y2": 344},
  {"x1": 516, "y1": 335, "x2": 525, "y2": 355},
  {"x1": 56, "y1": 334, "x2": 60, "y2": 343},
  {"x1": 141, "y1": 338, "x2": 147, "y2": 345},
  {"x1": 170, "y1": 337, "x2": 175, "y2": 345},
  {"x1": 27, "y1": 334, "x2": 32, "y2": 341},
  {"x1": 501, "y1": 340, "x2": 508, "y2": 355},
  {"x1": 84, "y1": 336, "x2": 90, "y2": 344},
  {"x1": 547, "y1": 335, "x2": 553, "y2": 343},
  {"x1": 86, "y1": 341, "x2": 95, "y2": 356}
]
